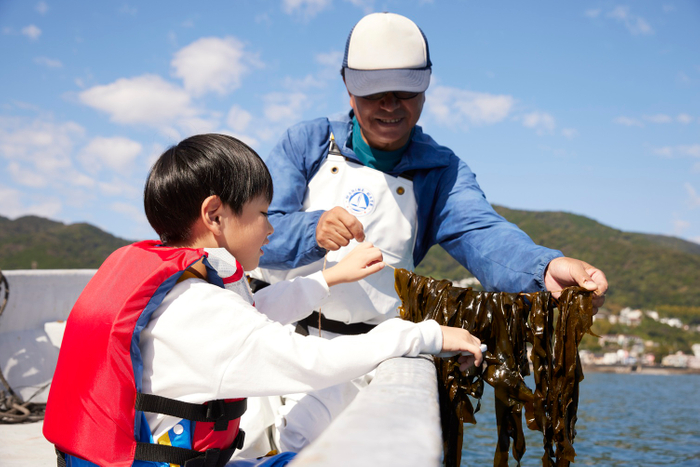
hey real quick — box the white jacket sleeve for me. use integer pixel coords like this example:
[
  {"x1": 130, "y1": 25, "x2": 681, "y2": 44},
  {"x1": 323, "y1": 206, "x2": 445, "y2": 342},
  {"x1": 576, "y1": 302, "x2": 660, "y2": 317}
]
[
  {"x1": 253, "y1": 271, "x2": 329, "y2": 324},
  {"x1": 141, "y1": 280, "x2": 442, "y2": 403}
]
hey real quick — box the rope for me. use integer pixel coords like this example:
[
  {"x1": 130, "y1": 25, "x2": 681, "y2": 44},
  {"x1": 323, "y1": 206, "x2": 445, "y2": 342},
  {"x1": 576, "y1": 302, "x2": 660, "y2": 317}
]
[
  {"x1": 0, "y1": 269, "x2": 47, "y2": 424},
  {"x1": 318, "y1": 254, "x2": 328, "y2": 336}
]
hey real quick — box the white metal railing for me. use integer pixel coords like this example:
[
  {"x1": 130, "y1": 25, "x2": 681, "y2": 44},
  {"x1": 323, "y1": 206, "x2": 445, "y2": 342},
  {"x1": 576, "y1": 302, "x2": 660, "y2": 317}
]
[
  {"x1": 289, "y1": 355, "x2": 442, "y2": 467},
  {"x1": 0, "y1": 270, "x2": 94, "y2": 402}
]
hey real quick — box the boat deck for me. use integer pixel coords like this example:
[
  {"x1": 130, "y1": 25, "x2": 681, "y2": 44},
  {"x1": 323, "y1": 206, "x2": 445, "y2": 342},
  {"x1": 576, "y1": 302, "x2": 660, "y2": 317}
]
[{"x1": 1, "y1": 421, "x2": 56, "y2": 466}]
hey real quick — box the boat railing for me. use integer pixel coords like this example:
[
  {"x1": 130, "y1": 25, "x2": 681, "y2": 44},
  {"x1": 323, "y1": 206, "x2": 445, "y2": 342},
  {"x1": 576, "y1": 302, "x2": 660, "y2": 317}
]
[{"x1": 289, "y1": 355, "x2": 442, "y2": 466}]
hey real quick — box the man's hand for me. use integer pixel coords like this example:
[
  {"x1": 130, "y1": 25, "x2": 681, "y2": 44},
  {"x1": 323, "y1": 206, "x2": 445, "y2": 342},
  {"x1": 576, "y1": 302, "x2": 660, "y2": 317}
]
[
  {"x1": 316, "y1": 207, "x2": 365, "y2": 250},
  {"x1": 544, "y1": 257, "x2": 608, "y2": 314}
]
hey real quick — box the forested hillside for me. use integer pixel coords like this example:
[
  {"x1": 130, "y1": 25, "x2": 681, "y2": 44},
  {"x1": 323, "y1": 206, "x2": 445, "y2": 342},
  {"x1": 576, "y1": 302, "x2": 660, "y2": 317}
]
[
  {"x1": 0, "y1": 215, "x2": 130, "y2": 269},
  {"x1": 2, "y1": 209, "x2": 699, "y2": 315},
  {"x1": 415, "y1": 205, "x2": 700, "y2": 312}
]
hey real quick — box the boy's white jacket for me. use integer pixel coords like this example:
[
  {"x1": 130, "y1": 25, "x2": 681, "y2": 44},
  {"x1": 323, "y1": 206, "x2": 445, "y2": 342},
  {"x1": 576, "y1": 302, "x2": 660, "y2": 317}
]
[{"x1": 140, "y1": 248, "x2": 442, "y2": 440}]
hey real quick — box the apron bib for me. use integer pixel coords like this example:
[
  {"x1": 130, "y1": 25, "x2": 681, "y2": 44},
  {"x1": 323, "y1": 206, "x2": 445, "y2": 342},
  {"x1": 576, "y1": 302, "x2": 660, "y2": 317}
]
[{"x1": 261, "y1": 140, "x2": 418, "y2": 324}]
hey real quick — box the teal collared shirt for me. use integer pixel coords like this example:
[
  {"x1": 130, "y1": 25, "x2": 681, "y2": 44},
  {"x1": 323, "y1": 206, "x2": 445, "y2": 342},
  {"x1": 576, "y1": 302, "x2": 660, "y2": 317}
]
[{"x1": 351, "y1": 116, "x2": 412, "y2": 172}]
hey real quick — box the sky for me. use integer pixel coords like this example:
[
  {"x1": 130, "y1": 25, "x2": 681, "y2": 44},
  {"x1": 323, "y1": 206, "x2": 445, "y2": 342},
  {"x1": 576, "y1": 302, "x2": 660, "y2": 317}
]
[{"x1": 1, "y1": 0, "x2": 699, "y2": 244}]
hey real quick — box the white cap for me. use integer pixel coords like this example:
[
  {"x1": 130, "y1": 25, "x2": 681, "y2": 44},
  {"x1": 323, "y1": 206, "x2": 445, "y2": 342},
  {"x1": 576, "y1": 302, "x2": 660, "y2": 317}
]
[{"x1": 342, "y1": 12, "x2": 432, "y2": 97}]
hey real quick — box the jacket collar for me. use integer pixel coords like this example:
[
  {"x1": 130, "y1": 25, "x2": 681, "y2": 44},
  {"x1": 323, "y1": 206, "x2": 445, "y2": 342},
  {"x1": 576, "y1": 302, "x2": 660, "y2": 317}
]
[{"x1": 332, "y1": 110, "x2": 453, "y2": 175}]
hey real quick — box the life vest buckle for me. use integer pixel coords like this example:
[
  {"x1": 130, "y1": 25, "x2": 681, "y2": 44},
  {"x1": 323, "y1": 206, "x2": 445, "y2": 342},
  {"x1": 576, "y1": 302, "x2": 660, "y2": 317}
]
[{"x1": 206, "y1": 399, "x2": 229, "y2": 431}]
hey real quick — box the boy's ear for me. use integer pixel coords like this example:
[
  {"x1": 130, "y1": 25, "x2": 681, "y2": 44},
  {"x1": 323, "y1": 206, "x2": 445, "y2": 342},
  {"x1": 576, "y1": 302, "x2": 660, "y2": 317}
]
[{"x1": 201, "y1": 195, "x2": 224, "y2": 235}]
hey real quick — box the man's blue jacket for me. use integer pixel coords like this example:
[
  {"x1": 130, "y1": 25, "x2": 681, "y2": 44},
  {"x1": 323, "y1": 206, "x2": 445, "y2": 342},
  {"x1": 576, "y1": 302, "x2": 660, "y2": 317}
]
[{"x1": 259, "y1": 110, "x2": 562, "y2": 293}]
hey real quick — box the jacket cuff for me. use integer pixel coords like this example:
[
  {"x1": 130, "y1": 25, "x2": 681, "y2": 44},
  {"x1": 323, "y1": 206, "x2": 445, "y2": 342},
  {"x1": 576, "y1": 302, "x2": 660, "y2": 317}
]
[
  {"x1": 537, "y1": 250, "x2": 564, "y2": 291},
  {"x1": 417, "y1": 319, "x2": 443, "y2": 355}
]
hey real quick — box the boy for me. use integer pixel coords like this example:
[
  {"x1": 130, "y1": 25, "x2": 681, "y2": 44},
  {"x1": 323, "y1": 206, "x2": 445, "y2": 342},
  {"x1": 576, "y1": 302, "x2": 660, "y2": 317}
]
[{"x1": 44, "y1": 134, "x2": 482, "y2": 467}]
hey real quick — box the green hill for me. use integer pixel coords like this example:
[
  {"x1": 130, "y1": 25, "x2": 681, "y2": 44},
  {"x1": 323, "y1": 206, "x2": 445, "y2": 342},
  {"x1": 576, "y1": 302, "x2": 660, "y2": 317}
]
[
  {"x1": 0, "y1": 215, "x2": 131, "y2": 269},
  {"x1": 415, "y1": 205, "x2": 700, "y2": 312},
  {"x1": 1, "y1": 209, "x2": 699, "y2": 315}
]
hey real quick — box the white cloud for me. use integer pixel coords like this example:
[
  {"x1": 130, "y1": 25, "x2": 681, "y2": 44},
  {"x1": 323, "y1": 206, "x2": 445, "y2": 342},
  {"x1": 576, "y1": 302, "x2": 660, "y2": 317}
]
[
  {"x1": 522, "y1": 111, "x2": 556, "y2": 135},
  {"x1": 282, "y1": 0, "x2": 331, "y2": 18},
  {"x1": 67, "y1": 170, "x2": 96, "y2": 188},
  {"x1": 171, "y1": 37, "x2": 261, "y2": 96},
  {"x1": 606, "y1": 6, "x2": 654, "y2": 35},
  {"x1": 426, "y1": 86, "x2": 515, "y2": 127},
  {"x1": 7, "y1": 162, "x2": 46, "y2": 188},
  {"x1": 282, "y1": 75, "x2": 326, "y2": 90},
  {"x1": 584, "y1": 9, "x2": 601, "y2": 18},
  {"x1": 682, "y1": 145, "x2": 700, "y2": 157},
  {"x1": 78, "y1": 136, "x2": 143, "y2": 174},
  {"x1": 643, "y1": 114, "x2": 672, "y2": 124},
  {"x1": 263, "y1": 92, "x2": 312, "y2": 123},
  {"x1": 98, "y1": 178, "x2": 140, "y2": 198},
  {"x1": 315, "y1": 50, "x2": 344, "y2": 81},
  {"x1": 653, "y1": 144, "x2": 700, "y2": 158},
  {"x1": 146, "y1": 143, "x2": 167, "y2": 168},
  {"x1": 672, "y1": 218, "x2": 690, "y2": 236},
  {"x1": 110, "y1": 201, "x2": 146, "y2": 224},
  {"x1": 677, "y1": 114, "x2": 693, "y2": 124},
  {"x1": 177, "y1": 116, "x2": 221, "y2": 135},
  {"x1": 35, "y1": 2, "x2": 49, "y2": 15},
  {"x1": 562, "y1": 128, "x2": 579, "y2": 139},
  {"x1": 0, "y1": 184, "x2": 62, "y2": 219},
  {"x1": 22, "y1": 25, "x2": 42, "y2": 40},
  {"x1": 79, "y1": 74, "x2": 198, "y2": 130},
  {"x1": 0, "y1": 116, "x2": 85, "y2": 173},
  {"x1": 34, "y1": 56, "x2": 63, "y2": 68},
  {"x1": 227, "y1": 105, "x2": 254, "y2": 133},
  {"x1": 614, "y1": 116, "x2": 644, "y2": 127},
  {"x1": 316, "y1": 51, "x2": 343, "y2": 68},
  {"x1": 685, "y1": 183, "x2": 700, "y2": 208},
  {"x1": 110, "y1": 201, "x2": 153, "y2": 240},
  {"x1": 344, "y1": 0, "x2": 375, "y2": 14}
]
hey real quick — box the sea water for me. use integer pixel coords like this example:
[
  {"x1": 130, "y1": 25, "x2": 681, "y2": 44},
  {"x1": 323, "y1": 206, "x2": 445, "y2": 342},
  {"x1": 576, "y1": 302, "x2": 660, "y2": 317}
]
[{"x1": 460, "y1": 372, "x2": 700, "y2": 466}]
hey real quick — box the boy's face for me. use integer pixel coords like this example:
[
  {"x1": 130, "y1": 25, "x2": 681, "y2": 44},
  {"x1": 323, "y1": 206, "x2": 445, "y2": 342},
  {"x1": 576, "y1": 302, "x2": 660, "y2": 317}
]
[{"x1": 219, "y1": 195, "x2": 274, "y2": 271}]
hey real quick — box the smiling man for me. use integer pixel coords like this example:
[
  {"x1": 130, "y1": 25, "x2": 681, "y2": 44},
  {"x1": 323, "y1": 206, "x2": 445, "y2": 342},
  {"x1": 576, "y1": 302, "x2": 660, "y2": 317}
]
[{"x1": 249, "y1": 12, "x2": 608, "y2": 453}]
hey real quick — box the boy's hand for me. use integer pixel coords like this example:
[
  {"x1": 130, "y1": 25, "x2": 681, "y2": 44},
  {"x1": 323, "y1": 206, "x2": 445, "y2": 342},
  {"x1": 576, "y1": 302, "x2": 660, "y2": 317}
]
[
  {"x1": 322, "y1": 242, "x2": 384, "y2": 287},
  {"x1": 439, "y1": 326, "x2": 484, "y2": 371}
]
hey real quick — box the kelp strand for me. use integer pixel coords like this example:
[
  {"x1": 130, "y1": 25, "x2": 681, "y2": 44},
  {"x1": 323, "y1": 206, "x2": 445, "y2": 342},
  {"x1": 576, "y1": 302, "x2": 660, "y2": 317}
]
[{"x1": 394, "y1": 268, "x2": 594, "y2": 467}]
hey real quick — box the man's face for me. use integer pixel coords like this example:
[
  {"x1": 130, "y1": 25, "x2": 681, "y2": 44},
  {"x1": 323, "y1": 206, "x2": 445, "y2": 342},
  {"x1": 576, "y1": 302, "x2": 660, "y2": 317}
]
[{"x1": 349, "y1": 90, "x2": 425, "y2": 152}]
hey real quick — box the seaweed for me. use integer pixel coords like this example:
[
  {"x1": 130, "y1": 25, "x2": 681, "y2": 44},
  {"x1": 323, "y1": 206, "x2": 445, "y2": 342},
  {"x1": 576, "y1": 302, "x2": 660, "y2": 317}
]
[{"x1": 395, "y1": 268, "x2": 594, "y2": 467}]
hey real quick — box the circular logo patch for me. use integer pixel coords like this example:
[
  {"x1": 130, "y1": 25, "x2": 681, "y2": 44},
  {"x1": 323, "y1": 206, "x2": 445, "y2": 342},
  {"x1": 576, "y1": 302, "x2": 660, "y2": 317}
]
[{"x1": 344, "y1": 187, "x2": 376, "y2": 216}]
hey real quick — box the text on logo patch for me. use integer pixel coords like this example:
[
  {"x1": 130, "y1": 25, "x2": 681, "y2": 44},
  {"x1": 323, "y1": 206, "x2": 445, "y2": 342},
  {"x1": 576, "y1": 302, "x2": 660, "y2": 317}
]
[{"x1": 344, "y1": 187, "x2": 376, "y2": 216}]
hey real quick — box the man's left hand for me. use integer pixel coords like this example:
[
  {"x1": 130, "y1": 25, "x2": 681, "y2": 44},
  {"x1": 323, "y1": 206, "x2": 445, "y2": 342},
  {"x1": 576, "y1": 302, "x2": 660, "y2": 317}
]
[{"x1": 544, "y1": 257, "x2": 608, "y2": 314}]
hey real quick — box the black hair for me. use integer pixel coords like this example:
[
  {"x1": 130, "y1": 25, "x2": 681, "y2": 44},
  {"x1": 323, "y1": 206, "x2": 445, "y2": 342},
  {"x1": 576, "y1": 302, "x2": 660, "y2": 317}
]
[{"x1": 144, "y1": 133, "x2": 273, "y2": 245}]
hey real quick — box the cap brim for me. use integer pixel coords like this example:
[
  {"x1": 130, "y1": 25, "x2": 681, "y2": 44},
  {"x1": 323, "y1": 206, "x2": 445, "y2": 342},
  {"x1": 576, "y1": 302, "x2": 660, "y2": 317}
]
[{"x1": 344, "y1": 68, "x2": 431, "y2": 97}]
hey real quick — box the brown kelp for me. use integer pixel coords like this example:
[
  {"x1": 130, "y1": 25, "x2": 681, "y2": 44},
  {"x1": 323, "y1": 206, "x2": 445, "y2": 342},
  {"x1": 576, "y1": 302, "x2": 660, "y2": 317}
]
[{"x1": 395, "y1": 268, "x2": 594, "y2": 467}]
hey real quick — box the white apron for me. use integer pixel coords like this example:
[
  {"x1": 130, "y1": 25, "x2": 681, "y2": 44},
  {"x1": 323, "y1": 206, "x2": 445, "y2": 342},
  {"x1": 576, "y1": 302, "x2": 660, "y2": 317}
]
[{"x1": 259, "y1": 138, "x2": 418, "y2": 325}]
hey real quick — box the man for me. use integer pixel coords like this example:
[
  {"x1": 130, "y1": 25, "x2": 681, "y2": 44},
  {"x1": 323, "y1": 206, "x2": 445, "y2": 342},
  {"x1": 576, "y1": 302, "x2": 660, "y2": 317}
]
[{"x1": 252, "y1": 12, "x2": 608, "y2": 452}]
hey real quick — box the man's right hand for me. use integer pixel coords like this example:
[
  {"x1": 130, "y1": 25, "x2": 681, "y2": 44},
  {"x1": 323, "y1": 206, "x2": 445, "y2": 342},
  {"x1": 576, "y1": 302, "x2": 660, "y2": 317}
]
[{"x1": 316, "y1": 207, "x2": 365, "y2": 250}]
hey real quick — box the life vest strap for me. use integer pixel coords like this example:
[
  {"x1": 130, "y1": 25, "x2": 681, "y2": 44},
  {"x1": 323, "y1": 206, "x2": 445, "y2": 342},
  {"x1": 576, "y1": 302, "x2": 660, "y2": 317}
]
[
  {"x1": 54, "y1": 431, "x2": 245, "y2": 467},
  {"x1": 136, "y1": 393, "x2": 247, "y2": 431},
  {"x1": 135, "y1": 433, "x2": 243, "y2": 467}
]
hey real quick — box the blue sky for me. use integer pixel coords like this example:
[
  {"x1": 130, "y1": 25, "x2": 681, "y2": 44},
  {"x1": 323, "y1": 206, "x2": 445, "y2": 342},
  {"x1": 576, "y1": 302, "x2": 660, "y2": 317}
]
[{"x1": 1, "y1": 1, "x2": 699, "y2": 245}]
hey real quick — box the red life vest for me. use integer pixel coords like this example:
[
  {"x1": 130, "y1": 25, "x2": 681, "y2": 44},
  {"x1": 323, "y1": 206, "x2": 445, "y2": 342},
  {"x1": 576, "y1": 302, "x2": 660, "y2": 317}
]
[{"x1": 43, "y1": 240, "x2": 246, "y2": 467}]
